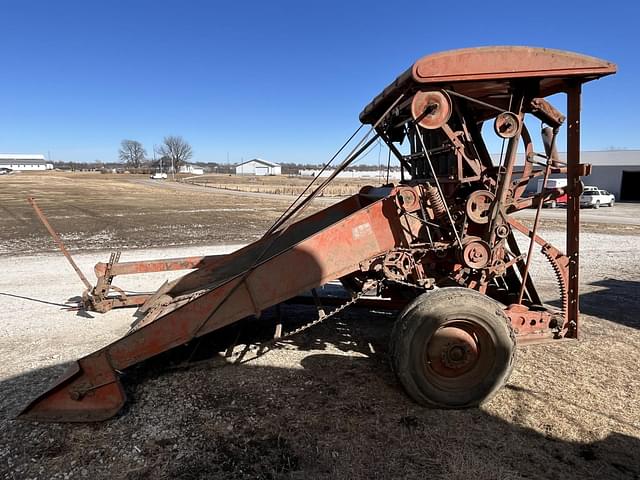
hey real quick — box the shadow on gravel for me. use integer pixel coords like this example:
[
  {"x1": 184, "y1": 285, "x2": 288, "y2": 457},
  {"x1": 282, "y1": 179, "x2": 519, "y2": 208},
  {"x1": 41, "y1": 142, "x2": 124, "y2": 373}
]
[
  {"x1": 0, "y1": 291, "x2": 71, "y2": 308},
  {"x1": 579, "y1": 278, "x2": 640, "y2": 329},
  {"x1": 3, "y1": 306, "x2": 640, "y2": 480}
]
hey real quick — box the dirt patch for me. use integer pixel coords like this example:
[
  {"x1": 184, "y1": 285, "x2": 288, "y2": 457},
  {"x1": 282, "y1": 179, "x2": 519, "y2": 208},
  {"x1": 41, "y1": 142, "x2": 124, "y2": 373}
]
[{"x1": 0, "y1": 172, "x2": 310, "y2": 256}]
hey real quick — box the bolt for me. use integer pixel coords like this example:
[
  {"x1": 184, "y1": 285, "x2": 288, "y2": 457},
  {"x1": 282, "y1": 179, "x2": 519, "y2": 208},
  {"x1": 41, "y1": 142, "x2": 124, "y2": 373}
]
[
  {"x1": 449, "y1": 346, "x2": 465, "y2": 362},
  {"x1": 69, "y1": 391, "x2": 83, "y2": 401}
]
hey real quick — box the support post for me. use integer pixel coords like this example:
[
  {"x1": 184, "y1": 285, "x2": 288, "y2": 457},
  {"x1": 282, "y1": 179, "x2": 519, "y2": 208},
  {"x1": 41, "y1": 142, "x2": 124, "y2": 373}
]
[{"x1": 566, "y1": 83, "x2": 582, "y2": 337}]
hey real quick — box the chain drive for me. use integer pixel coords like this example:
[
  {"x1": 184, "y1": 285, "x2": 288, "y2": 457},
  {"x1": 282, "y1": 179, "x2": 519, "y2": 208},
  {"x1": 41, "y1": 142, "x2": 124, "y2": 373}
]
[{"x1": 271, "y1": 282, "x2": 380, "y2": 343}]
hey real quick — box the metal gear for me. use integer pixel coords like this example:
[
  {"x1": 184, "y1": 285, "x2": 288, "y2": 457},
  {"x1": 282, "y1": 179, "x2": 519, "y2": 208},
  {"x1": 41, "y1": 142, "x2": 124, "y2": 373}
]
[{"x1": 541, "y1": 245, "x2": 569, "y2": 317}]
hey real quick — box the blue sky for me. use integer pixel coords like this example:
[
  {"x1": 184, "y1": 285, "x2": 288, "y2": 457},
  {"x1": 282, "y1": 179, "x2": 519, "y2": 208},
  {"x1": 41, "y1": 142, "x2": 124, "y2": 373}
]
[{"x1": 0, "y1": 0, "x2": 637, "y2": 164}]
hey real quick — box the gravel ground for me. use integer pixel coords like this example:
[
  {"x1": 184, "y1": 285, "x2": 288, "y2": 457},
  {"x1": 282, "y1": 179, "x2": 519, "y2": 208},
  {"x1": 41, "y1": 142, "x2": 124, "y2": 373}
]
[{"x1": 1, "y1": 227, "x2": 639, "y2": 479}]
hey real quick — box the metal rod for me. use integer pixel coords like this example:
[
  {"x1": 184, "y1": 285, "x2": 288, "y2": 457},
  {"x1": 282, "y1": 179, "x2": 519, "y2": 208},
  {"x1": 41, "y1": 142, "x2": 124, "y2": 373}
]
[
  {"x1": 93, "y1": 254, "x2": 227, "y2": 277},
  {"x1": 265, "y1": 123, "x2": 365, "y2": 236},
  {"x1": 385, "y1": 148, "x2": 391, "y2": 184},
  {"x1": 445, "y1": 89, "x2": 506, "y2": 113},
  {"x1": 517, "y1": 132, "x2": 557, "y2": 304},
  {"x1": 269, "y1": 94, "x2": 405, "y2": 234},
  {"x1": 414, "y1": 126, "x2": 463, "y2": 249},
  {"x1": 269, "y1": 133, "x2": 380, "y2": 233},
  {"x1": 488, "y1": 93, "x2": 525, "y2": 245},
  {"x1": 27, "y1": 197, "x2": 92, "y2": 290},
  {"x1": 566, "y1": 83, "x2": 582, "y2": 336},
  {"x1": 192, "y1": 94, "x2": 406, "y2": 337},
  {"x1": 378, "y1": 131, "x2": 412, "y2": 172},
  {"x1": 417, "y1": 201, "x2": 434, "y2": 246},
  {"x1": 404, "y1": 211, "x2": 441, "y2": 229}
]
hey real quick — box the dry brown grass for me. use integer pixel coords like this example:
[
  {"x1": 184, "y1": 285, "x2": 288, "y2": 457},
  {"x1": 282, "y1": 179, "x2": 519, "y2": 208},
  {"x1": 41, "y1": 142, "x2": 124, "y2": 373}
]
[{"x1": 184, "y1": 173, "x2": 377, "y2": 197}]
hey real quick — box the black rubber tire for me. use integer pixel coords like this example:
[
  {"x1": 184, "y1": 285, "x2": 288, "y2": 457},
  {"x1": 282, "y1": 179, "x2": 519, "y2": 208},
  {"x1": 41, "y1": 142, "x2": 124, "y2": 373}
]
[
  {"x1": 609, "y1": 199, "x2": 615, "y2": 207},
  {"x1": 389, "y1": 287, "x2": 516, "y2": 408},
  {"x1": 549, "y1": 200, "x2": 557, "y2": 209},
  {"x1": 594, "y1": 200, "x2": 600, "y2": 209}
]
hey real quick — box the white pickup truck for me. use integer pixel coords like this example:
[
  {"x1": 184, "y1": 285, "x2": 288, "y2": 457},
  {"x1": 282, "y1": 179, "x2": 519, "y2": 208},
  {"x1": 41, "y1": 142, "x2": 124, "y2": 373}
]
[{"x1": 580, "y1": 187, "x2": 615, "y2": 208}]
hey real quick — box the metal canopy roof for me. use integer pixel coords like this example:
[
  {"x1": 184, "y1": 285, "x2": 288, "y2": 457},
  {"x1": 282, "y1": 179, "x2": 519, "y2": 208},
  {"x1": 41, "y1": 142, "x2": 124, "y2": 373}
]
[{"x1": 360, "y1": 46, "x2": 617, "y2": 124}]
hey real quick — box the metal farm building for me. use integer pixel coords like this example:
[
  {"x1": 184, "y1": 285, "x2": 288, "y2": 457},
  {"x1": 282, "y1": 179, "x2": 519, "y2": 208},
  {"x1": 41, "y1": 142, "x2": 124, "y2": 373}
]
[
  {"x1": 0, "y1": 154, "x2": 53, "y2": 171},
  {"x1": 491, "y1": 150, "x2": 640, "y2": 201},
  {"x1": 235, "y1": 158, "x2": 281, "y2": 176},
  {"x1": 579, "y1": 150, "x2": 640, "y2": 201}
]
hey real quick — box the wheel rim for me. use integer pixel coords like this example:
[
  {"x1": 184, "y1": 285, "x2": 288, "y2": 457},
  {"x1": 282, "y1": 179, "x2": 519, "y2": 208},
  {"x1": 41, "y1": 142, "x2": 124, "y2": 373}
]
[{"x1": 423, "y1": 320, "x2": 496, "y2": 391}]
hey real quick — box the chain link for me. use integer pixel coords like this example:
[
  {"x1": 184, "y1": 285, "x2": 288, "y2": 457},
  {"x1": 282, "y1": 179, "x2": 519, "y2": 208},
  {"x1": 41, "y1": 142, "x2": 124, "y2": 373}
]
[
  {"x1": 384, "y1": 277, "x2": 429, "y2": 290},
  {"x1": 271, "y1": 282, "x2": 380, "y2": 343},
  {"x1": 235, "y1": 278, "x2": 428, "y2": 361}
]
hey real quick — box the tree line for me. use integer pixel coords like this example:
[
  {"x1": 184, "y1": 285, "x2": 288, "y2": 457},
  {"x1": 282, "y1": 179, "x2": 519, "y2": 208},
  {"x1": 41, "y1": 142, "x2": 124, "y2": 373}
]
[
  {"x1": 52, "y1": 136, "x2": 400, "y2": 174},
  {"x1": 119, "y1": 136, "x2": 193, "y2": 171}
]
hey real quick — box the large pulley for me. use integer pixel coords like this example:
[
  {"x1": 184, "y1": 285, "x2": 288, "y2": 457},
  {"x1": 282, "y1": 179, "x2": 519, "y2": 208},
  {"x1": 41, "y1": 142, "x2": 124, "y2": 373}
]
[
  {"x1": 411, "y1": 90, "x2": 452, "y2": 129},
  {"x1": 466, "y1": 190, "x2": 495, "y2": 225},
  {"x1": 493, "y1": 111, "x2": 521, "y2": 138}
]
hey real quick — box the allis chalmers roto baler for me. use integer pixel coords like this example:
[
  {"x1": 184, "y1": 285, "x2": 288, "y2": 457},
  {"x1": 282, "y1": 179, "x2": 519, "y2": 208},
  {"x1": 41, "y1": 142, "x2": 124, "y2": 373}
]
[{"x1": 21, "y1": 46, "x2": 616, "y2": 422}]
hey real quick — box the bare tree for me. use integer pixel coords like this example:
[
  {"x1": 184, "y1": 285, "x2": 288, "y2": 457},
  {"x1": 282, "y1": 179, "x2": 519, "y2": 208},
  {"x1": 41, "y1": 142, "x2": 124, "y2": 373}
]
[
  {"x1": 156, "y1": 136, "x2": 193, "y2": 172},
  {"x1": 118, "y1": 140, "x2": 147, "y2": 168}
]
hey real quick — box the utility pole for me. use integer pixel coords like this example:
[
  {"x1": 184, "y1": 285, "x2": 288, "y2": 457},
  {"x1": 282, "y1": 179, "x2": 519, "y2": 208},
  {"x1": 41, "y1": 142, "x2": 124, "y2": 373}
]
[{"x1": 153, "y1": 145, "x2": 159, "y2": 173}]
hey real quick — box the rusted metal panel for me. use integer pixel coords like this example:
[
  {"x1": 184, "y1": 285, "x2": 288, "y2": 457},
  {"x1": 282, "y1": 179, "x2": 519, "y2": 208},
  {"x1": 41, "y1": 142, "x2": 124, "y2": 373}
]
[
  {"x1": 21, "y1": 352, "x2": 125, "y2": 422},
  {"x1": 361, "y1": 46, "x2": 616, "y2": 124},
  {"x1": 19, "y1": 192, "x2": 402, "y2": 421},
  {"x1": 411, "y1": 46, "x2": 616, "y2": 83}
]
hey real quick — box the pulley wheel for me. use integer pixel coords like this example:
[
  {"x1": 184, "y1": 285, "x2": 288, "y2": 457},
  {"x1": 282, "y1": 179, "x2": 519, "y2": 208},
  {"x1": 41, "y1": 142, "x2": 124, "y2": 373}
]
[
  {"x1": 461, "y1": 240, "x2": 491, "y2": 269},
  {"x1": 494, "y1": 112, "x2": 521, "y2": 139},
  {"x1": 466, "y1": 190, "x2": 495, "y2": 225},
  {"x1": 411, "y1": 90, "x2": 452, "y2": 130},
  {"x1": 396, "y1": 186, "x2": 420, "y2": 212},
  {"x1": 495, "y1": 223, "x2": 510, "y2": 239}
]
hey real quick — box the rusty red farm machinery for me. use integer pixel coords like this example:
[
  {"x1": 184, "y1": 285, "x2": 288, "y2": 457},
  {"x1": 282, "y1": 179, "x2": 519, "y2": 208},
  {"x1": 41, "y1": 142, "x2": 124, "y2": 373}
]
[{"x1": 21, "y1": 46, "x2": 616, "y2": 422}]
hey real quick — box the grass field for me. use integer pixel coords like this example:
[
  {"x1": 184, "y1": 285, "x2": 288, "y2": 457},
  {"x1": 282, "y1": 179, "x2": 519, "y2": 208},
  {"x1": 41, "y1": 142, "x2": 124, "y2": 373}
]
[
  {"x1": 183, "y1": 173, "x2": 379, "y2": 197},
  {"x1": 1, "y1": 171, "x2": 639, "y2": 479}
]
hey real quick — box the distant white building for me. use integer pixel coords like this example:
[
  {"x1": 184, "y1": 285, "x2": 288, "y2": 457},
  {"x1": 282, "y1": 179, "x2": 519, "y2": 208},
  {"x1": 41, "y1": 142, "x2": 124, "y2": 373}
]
[
  {"x1": 298, "y1": 169, "x2": 403, "y2": 180},
  {"x1": 0, "y1": 154, "x2": 53, "y2": 171},
  {"x1": 179, "y1": 164, "x2": 204, "y2": 175},
  {"x1": 491, "y1": 149, "x2": 640, "y2": 201},
  {"x1": 235, "y1": 158, "x2": 281, "y2": 176}
]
